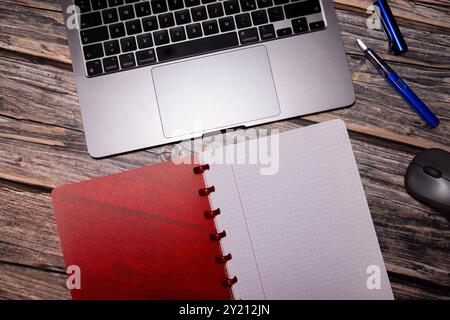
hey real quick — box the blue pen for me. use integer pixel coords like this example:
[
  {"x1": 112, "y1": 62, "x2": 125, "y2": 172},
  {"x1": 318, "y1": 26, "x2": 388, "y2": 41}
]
[{"x1": 357, "y1": 39, "x2": 439, "y2": 128}]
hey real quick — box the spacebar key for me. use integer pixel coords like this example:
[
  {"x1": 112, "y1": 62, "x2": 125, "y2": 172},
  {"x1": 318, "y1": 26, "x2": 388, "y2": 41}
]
[{"x1": 156, "y1": 32, "x2": 239, "y2": 62}]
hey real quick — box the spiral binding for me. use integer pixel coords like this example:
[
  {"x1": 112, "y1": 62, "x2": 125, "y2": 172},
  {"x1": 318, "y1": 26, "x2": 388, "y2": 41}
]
[
  {"x1": 194, "y1": 164, "x2": 238, "y2": 289},
  {"x1": 221, "y1": 276, "x2": 238, "y2": 288}
]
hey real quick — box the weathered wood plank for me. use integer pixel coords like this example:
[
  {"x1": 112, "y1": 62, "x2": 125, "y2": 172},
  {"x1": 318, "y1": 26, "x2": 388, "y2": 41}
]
[
  {"x1": 0, "y1": 262, "x2": 70, "y2": 299},
  {"x1": 0, "y1": 179, "x2": 70, "y2": 299},
  {"x1": 2, "y1": 0, "x2": 61, "y2": 11},
  {"x1": 0, "y1": 180, "x2": 61, "y2": 267},
  {"x1": 334, "y1": 0, "x2": 450, "y2": 30},
  {"x1": 0, "y1": 2, "x2": 69, "y2": 63}
]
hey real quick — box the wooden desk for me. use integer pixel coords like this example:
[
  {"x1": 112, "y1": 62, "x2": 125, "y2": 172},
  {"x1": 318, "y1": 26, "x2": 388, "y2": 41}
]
[{"x1": 0, "y1": 0, "x2": 449, "y2": 299}]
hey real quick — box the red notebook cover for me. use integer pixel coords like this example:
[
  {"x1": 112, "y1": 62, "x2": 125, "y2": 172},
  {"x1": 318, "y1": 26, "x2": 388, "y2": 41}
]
[{"x1": 52, "y1": 159, "x2": 232, "y2": 300}]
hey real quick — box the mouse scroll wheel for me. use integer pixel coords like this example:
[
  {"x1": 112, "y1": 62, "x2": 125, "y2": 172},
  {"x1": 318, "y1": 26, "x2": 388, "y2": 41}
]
[{"x1": 423, "y1": 166, "x2": 442, "y2": 178}]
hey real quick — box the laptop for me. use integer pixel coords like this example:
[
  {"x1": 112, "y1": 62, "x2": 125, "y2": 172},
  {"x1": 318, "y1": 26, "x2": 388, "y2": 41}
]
[{"x1": 61, "y1": 0, "x2": 355, "y2": 157}]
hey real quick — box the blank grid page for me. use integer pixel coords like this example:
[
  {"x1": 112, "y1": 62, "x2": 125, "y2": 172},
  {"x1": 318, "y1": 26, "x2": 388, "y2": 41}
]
[{"x1": 202, "y1": 120, "x2": 393, "y2": 299}]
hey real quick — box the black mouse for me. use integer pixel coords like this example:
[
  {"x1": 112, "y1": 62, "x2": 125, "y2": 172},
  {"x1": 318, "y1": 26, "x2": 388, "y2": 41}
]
[{"x1": 405, "y1": 148, "x2": 450, "y2": 215}]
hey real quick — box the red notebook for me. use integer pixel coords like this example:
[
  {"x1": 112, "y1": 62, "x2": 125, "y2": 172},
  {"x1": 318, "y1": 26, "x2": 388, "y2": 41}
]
[{"x1": 52, "y1": 158, "x2": 233, "y2": 299}]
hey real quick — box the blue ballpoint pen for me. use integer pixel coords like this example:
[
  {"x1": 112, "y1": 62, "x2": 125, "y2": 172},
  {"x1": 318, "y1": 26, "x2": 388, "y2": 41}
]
[{"x1": 357, "y1": 39, "x2": 439, "y2": 128}]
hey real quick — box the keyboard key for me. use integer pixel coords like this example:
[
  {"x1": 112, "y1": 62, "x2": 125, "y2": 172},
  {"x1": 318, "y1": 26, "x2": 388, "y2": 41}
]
[
  {"x1": 136, "y1": 49, "x2": 157, "y2": 65},
  {"x1": 186, "y1": 23, "x2": 203, "y2": 38},
  {"x1": 273, "y1": 0, "x2": 287, "y2": 4},
  {"x1": 109, "y1": 22, "x2": 126, "y2": 38},
  {"x1": 86, "y1": 60, "x2": 103, "y2": 76},
  {"x1": 142, "y1": 16, "x2": 159, "y2": 31},
  {"x1": 257, "y1": 0, "x2": 272, "y2": 8},
  {"x1": 102, "y1": 56, "x2": 120, "y2": 72},
  {"x1": 251, "y1": 10, "x2": 268, "y2": 25},
  {"x1": 126, "y1": 19, "x2": 142, "y2": 35},
  {"x1": 259, "y1": 24, "x2": 275, "y2": 40},
  {"x1": 168, "y1": 0, "x2": 185, "y2": 10},
  {"x1": 108, "y1": 0, "x2": 124, "y2": 7},
  {"x1": 202, "y1": 20, "x2": 219, "y2": 35},
  {"x1": 309, "y1": 20, "x2": 325, "y2": 30},
  {"x1": 157, "y1": 32, "x2": 239, "y2": 62},
  {"x1": 191, "y1": 6, "x2": 207, "y2": 21},
  {"x1": 219, "y1": 16, "x2": 235, "y2": 32},
  {"x1": 80, "y1": 26, "x2": 109, "y2": 44},
  {"x1": 223, "y1": 0, "x2": 240, "y2": 15},
  {"x1": 102, "y1": 8, "x2": 119, "y2": 24},
  {"x1": 103, "y1": 40, "x2": 121, "y2": 55},
  {"x1": 153, "y1": 29, "x2": 170, "y2": 45},
  {"x1": 120, "y1": 36, "x2": 137, "y2": 52},
  {"x1": 80, "y1": 12, "x2": 102, "y2": 29},
  {"x1": 125, "y1": 0, "x2": 139, "y2": 3},
  {"x1": 239, "y1": 0, "x2": 256, "y2": 11},
  {"x1": 207, "y1": 3, "x2": 224, "y2": 18},
  {"x1": 202, "y1": 0, "x2": 216, "y2": 3},
  {"x1": 238, "y1": 27, "x2": 259, "y2": 44},
  {"x1": 74, "y1": 0, "x2": 91, "y2": 13},
  {"x1": 151, "y1": 0, "x2": 168, "y2": 13},
  {"x1": 159, "y1": 13, "x2": 175, "y2": 28},
  {"x1": 185, "y1": 0, "x2": 200, "y2": 7},
  {"x1": 83, "y1": 43, "x2": 104, "y2": 60},
  {"x1": 268, "y1": 6, "x2": 284, "y2": 22},
  {"x1": 91, "y1": 0, "x2": 107, "y2": 10},
  {"x1": 292, "y1": 17, "x2": 308, "y2": 33},
  {"x1": 119, "y1": 53, "x2": 136, "y2": 69},
  {"x1": 135, "y1": 2, "x2": 152, "y2": 17},
  {"x1": 276, "y1": 27, "x2": 292, "y2": 37},
  {"x1": 170, "y1": 26, "x2": 187, "y2": 41},
  {"x1": 235, "y1": 13, "x2": 251, "y2": 29},
  {"x1": 137, "y1": 33, "x2": 154, "y2": 48},
  {"x1": 175, "y1": 9, "x2": 191, "y2": 25},
  {"x1": 119, "y1": 5, "x2": 135, "y2": 20},
  {"x1": 284, "y1": 0, "x2": 321, "y2": 19}
]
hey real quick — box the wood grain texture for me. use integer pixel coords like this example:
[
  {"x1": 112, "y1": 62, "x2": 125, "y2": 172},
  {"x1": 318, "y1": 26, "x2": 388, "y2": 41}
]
[
  {"x1": 0, "y1": 1, "x2": 69, "y2": 63},
  {"x1": 0, "y1": 0, "x2": 449, "y2": 300}
]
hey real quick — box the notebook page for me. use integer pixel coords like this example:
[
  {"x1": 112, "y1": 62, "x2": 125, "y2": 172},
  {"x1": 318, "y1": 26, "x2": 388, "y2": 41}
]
[{"x1": 202, "y1": 120, "x2": 393, "y2": 299}]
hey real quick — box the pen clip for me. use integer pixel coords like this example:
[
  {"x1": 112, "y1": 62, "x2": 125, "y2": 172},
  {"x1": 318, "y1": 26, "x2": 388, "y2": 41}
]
[
  {"x1": 374, "y1": 4, "x2": 393, "y2": 51},
  {"x1": 373, "y1": 0, "x2": 408, "y2": 55}
]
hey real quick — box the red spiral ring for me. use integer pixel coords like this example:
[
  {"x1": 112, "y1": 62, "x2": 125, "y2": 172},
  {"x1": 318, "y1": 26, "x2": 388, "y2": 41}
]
[
  {"x1": 193, "y1": 164, "x2": 210, "y2": 174},
  {"x1": 204, "y1": 208, "x2": 221, "y2": 219},
  {"x1": 216, "y1": 253, "x2": 232, "y2": 264},
  {"x1": 221, "y1": 276, "x2": 238, "y2": 288},
  {"x1": 210, "y1": 231, "x2": 226, "y2": 241},
  {"x1": 199, "y1": 186, "x2": 215, "y2": 196}
]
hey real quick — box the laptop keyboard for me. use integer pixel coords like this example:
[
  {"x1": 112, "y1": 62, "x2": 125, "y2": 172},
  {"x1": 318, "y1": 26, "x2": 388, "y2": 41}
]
[{"x1": 75, "y1": 0, "x2": 325, "y2": 77}]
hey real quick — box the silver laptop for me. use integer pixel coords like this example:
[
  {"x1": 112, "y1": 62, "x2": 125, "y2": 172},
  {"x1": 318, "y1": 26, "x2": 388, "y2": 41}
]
[{"x1": 62, "y1": 0, "x2": 355, "y2": 157}]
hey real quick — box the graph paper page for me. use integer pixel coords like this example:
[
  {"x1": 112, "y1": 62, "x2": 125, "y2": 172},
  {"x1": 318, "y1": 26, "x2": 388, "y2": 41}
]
[{"x1": 202, "y1": 120, "x2": 393, "y2": 299}]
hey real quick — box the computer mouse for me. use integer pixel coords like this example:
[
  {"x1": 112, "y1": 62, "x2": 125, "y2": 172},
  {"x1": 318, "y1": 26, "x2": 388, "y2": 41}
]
[{"x1": 405, "y1": 148, "x2": 450, "y2": 215}]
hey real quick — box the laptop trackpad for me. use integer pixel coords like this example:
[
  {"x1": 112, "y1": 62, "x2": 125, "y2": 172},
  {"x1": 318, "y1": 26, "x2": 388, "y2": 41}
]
[{"x1": 152, "y1": 46, "x2": 281, "y2": 138}]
